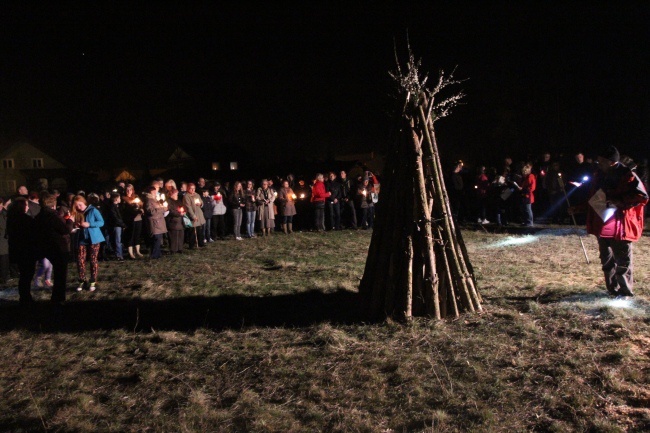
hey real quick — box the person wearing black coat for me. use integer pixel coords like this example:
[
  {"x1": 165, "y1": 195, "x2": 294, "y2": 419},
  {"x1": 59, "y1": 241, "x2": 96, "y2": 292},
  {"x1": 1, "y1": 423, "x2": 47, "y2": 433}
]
[
  {"x1": 326, "y1": 172, "x2": 343, "y2": 230},
  {"x1": 6, "y1": 197, "x2": 36, "y2": 305},
  {"x1": 105, "y1": 193, "x2": 127, "y2": 260},
  {"x1": 201, "y1": 189, "x2": 215, "y2": 243},
  {"x1": 34, "y1": 193, "x2": 74, "y2": 303}
]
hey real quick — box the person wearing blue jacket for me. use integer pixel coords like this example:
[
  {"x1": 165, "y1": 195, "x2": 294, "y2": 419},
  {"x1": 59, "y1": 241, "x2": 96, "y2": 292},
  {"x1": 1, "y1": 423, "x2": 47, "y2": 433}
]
[{"x1": 71, "y1": 195, "x2": 105, "y2": 292}]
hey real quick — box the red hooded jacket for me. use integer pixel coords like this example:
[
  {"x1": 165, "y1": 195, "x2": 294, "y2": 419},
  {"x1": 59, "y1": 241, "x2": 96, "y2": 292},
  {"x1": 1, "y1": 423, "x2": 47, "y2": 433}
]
[{"x1": 586, "y1": 163, "x2": 648, "y2": 242}]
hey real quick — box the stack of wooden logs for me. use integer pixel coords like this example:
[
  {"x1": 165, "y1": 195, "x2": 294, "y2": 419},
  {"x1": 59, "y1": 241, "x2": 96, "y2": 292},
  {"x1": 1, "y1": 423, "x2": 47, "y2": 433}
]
[{"x1": 359, "y1": 57, "x2": 482, "y2": 321}]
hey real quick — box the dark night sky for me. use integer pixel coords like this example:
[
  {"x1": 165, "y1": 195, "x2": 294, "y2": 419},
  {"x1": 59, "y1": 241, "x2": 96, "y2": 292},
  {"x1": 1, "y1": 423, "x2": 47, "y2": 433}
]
[{"x1": 1, "y1": 1, "x2": 649, "y2": 169}]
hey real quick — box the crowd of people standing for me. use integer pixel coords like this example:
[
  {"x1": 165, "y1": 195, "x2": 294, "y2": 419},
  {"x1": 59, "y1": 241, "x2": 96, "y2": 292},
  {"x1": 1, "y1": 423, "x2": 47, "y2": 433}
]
[
  {"x1": 2, "y1": 148, "x2": 647, "y2": 306},
  {"x1": 447, "y1": 150, "x2": 649, "y2": 228},
  {"x1": 0, "y1": 169, "x2": 380, "y2": 306}
]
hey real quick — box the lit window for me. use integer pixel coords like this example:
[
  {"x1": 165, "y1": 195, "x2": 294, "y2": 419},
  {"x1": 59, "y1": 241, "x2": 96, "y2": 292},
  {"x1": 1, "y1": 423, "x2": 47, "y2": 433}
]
[
  {"x1": 230, "y1": 162, "x2": 238, "y2": 170},
  {"x1": 2, "y1": 159, "x2": 14, "y2": 169},
  {"x1": 32, "y1": 158, "x2": 44, "y2": 168},
  {"x1": 212, "y1": 162, "x2": 220, "y2": 171}
]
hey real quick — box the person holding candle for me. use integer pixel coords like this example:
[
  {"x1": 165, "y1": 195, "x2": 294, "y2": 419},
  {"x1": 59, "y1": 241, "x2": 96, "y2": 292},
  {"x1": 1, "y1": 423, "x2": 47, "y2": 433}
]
[
  {"x1": 144, "y1": 186, "x2": 168, "y2": 259},
  {"x1": 357, "y1": 176, "x2": 374, "y2": 230},
  {"x1": 277, "y1": 180, "x2": 297, "y2": 234},
  {"x1": 211, "y1": 182, "x2": 228, "y2": 240},
  {"x1": 244, "y1": 180, "x2": 257, "y2": 238},
  {"x1": 122, "y1": 183, "x2": 145, "y2": 259},
  {"x1": 165, "y1": 188, "x2": 185, "y2": 253},
  {"x1": 182, "y1": 182, "x2": 206, "y2": 249}
]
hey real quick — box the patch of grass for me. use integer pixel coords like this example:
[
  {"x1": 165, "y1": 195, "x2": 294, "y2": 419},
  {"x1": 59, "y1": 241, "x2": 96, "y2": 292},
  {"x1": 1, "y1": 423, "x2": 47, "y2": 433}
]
[{"x1": 0, "y1": 228, "x2": 649, "y2": 432}]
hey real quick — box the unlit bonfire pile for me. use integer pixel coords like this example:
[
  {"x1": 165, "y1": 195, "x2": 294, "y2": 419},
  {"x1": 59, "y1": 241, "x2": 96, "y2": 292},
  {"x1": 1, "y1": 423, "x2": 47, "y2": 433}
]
[{"x1": 360, "y1": 48, "x2": 482, "y2": 321}]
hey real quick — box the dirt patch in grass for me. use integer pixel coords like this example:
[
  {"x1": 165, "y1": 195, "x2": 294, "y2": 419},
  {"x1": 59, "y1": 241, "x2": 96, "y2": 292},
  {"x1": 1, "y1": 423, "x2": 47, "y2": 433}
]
[{"x1": 1, "y1": 229, "x2": 649, "y2": 432}]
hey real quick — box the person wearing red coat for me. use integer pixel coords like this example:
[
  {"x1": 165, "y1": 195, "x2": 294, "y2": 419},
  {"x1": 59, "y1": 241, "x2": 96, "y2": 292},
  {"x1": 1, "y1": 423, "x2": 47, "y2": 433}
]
[
  {"x1": 514, "y1": 164, "x2": 537, "y2": 226},
  {"x1": 584, "y1": 146, "x2": 648, "y2": 297},
  {"x1": 310, "y1": 173, "x2": 331, "y2": 231}
]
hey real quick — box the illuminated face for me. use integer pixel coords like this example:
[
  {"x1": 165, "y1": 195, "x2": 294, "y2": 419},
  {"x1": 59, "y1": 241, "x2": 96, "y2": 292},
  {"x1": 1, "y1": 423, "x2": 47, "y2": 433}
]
[
  {"x1": 340, "y1": 171, "x2": 346, "y2": 179},
  {"x1": 188, "y1": 185, "x2": 196, "y2": 194},
  {"x1": 329, "y1": 173, "x2": 336, "y2": 181},
  {"x1": 262, "y1": 181, "x2": 268, "y2": 189},
  {"x1": 282, "y1": 181, "x2": 289, "y2": 188},
  {"x1": 247, "y1": 182, "x2": 253, "y2": 189}
]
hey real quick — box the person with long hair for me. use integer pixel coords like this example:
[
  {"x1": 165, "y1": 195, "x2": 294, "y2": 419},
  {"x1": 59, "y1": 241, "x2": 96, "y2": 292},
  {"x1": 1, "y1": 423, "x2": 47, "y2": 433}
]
[
  {"x1": 244, "y1": 180, "x2": 257, "y2": 238},
  {"x1": 122, "y1": 183, "x2": 144, "y2": 259},
  {"x1": 71, "y1": 195, "x2": 105, "y2": 291},
  {"x1": 276, "y1": 180, "x2": 296, "y2": 234},
  {"x1": 256, "y1": 179, "x2": 276, "y2": 236},
  {"x1": 229, "y1": 181, "x2": 246, "y2": 240}
]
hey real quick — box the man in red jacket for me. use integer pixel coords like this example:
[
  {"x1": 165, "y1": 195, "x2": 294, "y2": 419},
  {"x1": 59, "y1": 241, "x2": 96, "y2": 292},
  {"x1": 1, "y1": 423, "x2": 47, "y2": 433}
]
[{"x1": 583, "y1": 146, "x2": 648, "y2": 298}]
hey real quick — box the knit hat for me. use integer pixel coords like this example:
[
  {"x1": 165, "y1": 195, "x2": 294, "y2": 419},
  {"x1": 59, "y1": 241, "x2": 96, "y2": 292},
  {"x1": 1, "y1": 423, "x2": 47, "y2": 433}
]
[{"x1": 598, "y1": 146, "x2": 620, "y2": 163}]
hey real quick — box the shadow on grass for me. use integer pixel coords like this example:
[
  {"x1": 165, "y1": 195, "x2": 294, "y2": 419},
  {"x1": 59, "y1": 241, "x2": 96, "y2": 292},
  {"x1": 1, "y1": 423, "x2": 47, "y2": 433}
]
[{"x1": 0, "y1": 289, "x2": 364, "y2": 333}]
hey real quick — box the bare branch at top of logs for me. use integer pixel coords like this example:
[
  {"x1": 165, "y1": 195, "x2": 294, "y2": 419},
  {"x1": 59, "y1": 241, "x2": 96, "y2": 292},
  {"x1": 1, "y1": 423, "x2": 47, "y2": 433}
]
[{"x1": 360, "y1": 42, "x2": 481, "y2": 322}]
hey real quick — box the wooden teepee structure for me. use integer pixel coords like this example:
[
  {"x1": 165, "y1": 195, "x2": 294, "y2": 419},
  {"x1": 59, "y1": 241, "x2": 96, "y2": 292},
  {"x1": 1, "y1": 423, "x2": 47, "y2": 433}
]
[{"x1": 359, "y1": 47, "x2": 482, "y2": 321}]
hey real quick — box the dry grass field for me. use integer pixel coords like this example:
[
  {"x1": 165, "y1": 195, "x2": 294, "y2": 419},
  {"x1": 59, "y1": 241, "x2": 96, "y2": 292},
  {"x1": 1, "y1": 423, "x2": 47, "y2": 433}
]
[{"x1": 1, "y1": 225, "x2": 649, "y2": 432}]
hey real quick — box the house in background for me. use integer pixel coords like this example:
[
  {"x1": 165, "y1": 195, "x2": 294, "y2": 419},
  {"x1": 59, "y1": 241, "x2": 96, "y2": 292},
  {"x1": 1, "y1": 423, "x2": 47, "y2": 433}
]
[
  {"x1": 161, "y1": 142, "x2": 253, "y2": 182},
  {"x1": 0, "y1": 142, "x2": 68, "y2": 196}
]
